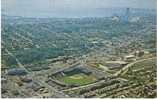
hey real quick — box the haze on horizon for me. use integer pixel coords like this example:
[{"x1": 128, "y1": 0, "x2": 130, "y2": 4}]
[{"x1": 2, "y1": 0, "x2": 157, "y2": 18}]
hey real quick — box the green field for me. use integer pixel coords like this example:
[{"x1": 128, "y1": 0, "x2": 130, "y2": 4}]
[{"x1": 59, "y1": 73, "x2": 97, "y2": 86}]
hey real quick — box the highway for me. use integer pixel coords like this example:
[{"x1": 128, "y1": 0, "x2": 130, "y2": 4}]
[{"x1": 114, "y1": 57, "x2": 156, "y2": 76}]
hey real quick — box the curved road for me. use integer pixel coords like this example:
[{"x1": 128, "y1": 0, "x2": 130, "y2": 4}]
[{"x1": 114, "y1": 57, "x2": 156, "y2": 76}]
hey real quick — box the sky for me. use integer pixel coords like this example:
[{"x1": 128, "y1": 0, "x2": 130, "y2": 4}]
[{"x1": 2, "y1": 0, "x2": 157, "y2": 17}]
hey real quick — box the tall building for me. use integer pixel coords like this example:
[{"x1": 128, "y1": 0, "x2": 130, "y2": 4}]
[
  {"x1": 126, "y1": 8, "x2": 130, "y2": 21},
  {"x1": 124, "y1": 8, "x2": 130, "y2": 22}
]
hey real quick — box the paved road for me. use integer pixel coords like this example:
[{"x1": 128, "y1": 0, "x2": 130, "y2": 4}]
[
  {"x1": 62, "y1": 57, "x2": 156, "y2": 92},
  {"x1": 62, "y1": 79, "x2": 107, "y2": 92},
  {"x1": 14, "y1": 32, "x2": 33, "y2": 45},
  {"x1": 5, "y1": 48, "x2": 69, "y2": 98},
  {"x1": 114, "y1": 57, "x2": 156, "y2": 76},
  {"x1": 5, "y1": 48, "x2": 30, "y2": 73}
]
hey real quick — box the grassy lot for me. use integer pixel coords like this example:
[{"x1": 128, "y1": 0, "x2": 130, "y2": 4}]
[{"x1": 59, "y1": 73, "x2": 97, "y2": 86}]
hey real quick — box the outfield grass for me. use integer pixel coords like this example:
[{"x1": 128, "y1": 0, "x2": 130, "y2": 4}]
[{"x1": 59, "y1": 73, "x2": 97, "y2": 86}]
